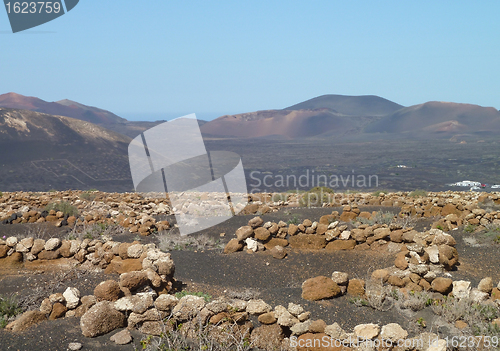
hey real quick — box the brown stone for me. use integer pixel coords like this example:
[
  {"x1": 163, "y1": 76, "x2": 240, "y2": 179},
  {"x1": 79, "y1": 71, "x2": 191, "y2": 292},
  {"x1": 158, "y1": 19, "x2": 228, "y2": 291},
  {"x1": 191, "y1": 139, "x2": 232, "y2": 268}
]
[
  {"x1": 316, "y1": 223, "x2": 328, "y2": 235},
  {"x1": 38, "y1": 249, "x2": 60, "y2": 260},
  {"x1": 254, "y1": 227, "x2": 271, "y2": 241},
  {"x1": 491, "y1": 288, "x2": 500, "y2": 300},
  {"x1": 258, "y1": 312, "x2": 277, "y2": 325},
  {"x1": 224, "y1": 239, "x2": 243, "y2": 254},
  {"x1": 59, "y1": 241, "x2": 72, "y2": 258},
  {"x1": 308, "y1": 319, "x2": 327, "y2": 333},
  {"x1": 371, "y1": 269, "x2": 389, "y2": 283},
  {"x1": 325, "y1": 239, "x2": 356, "y2": 251},
  {"x1": 419, "y1": 278, "x2": 431, "y2": 291},
  {"x1": 390, "y1": 230, "x2": 404, "y2": 243},
  {"x1": 264, "y1": 238, "x2": 288, "y2": 250},
  {"x1": 120, "y1": 271, "x2": 148, "y2": 291},
  {"x1": 347, "y1": 279, "x2": 365, "y2": 297},
  {"x1": 248, "y1": 216, "x2": 264, "y2": 228},
  {"x1": 250, "y1": 323, "x2": 284, "y2": 351},
  {"x1": 49, "y1": 302, "x2": 67, "y2": 320},
  {"x1": 94, "y1": 280, "x2": 122, "y2": 302},
  {"x1": 302, "y1": 276, "x2": 341, "y2": 301},
  {"x1": 0, "y1": 245, "x2": 8, "y2": 258},
  {"x1": 319, "y1": 215, "x2": 336, "y2": 225},
  {"x1": 0, "y1": 251, "x2": 23, "y2": 267},
  {"x1": 118, "y1": 242, "x2": 134, "y2": 259},
  {"x1": 455, "y1": 320, "x2": 468, "y2": 329},
  {"x1": 9, "y1": 310, "x2": 47, "y2": 332},
  {"x1": 289, "y1": 234, "x2": 327, "y2": 250},
  {"x1": 395, "y1": 252, "x2": 408, "y2": 270},
  {"x1": 340, "y1": 211, "x2": 357, "y2": 222},
  {"x1": 236, "y1": 226, "x2": 254, "y2": 241},
  {"x1": 431, "y1": 277, "x2": 453, "y2": 294},
  {"x1": 288, "y1": 224, "x2": 299, "y2": 236},
  {"x1": 388, "y1": 275, "x2": 405, "y2": 287},
  {"x1": 271, "y1": 245, "x2": 287, "y2": 259},
  {"x1": 441, "y1": 203, "x2": 461, "y2": 217}
]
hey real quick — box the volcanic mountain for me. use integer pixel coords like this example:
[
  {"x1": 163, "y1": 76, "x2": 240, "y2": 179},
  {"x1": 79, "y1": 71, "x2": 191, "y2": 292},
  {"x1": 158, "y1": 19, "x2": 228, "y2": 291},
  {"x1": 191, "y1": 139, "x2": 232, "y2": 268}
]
[
  {"x1": 0, "y1": 108, "x2": 133, "y2": 192},
  {"x1": 201, "y1": 95, "x2": 404, "y2": 139},
  {"x1": 364, "y1": 101, "x2": 500, "y2": 135},
  {"x1": 0, "y1": 92, "x2": 126, "y2": 125}
]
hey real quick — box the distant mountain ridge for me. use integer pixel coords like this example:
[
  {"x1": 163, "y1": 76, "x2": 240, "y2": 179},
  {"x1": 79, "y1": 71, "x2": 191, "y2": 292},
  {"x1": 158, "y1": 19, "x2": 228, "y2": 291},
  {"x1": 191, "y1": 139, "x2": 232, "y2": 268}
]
[
  {"x1": 0, "y1": 92, "x2": 126, "y2": 125},
  {"x1": 284, "y1": 94, "x2": 404, "y2": 116}
]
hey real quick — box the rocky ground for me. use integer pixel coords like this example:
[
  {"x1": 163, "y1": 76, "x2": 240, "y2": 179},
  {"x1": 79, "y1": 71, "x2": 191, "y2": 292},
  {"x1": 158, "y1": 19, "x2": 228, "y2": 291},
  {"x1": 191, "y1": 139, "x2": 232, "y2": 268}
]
[{"x1": 0, "y1": 191, "x2": 500, "y2": 350}]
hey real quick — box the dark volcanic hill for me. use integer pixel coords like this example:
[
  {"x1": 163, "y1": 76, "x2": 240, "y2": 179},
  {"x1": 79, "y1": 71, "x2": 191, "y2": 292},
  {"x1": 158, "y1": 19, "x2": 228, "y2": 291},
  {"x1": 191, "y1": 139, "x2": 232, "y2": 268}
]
[
  {"x1": 364, "y1": 101, "x2": 500, "y2": 135},
  {"x1": 284, "y1": 94, "x2": 404, "y2": 116},
  {"x1": 0, "y1": 108, "x2": 133, "y2": 192},
  {"x1": 0, "y1": 92, "x2": 126, "y2": 125}
]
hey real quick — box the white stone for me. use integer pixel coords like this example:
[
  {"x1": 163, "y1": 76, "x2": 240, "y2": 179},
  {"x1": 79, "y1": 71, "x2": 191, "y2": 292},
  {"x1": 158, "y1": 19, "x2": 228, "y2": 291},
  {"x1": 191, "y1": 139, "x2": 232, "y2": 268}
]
[
  {"x1": 274, "y1": 305, "x2": 299, "y2": 327},
  {"x1": 246, "y1": 299, "x2": 271, "y2": 315},
  {"x1": 427, "y1": 339, "x2": 447, "y2": 351},
  {"x1": 424, "y1": 245, "x2": 440, "y2": 264},
  {"x1": 328, "y1": 221, "x2": 339, "y2": 229},
  {"x1": 19, "y1": 237, "x2": 33, "y2": 249},
  {"x1": 154, "y1": 294, "x2": 179, "y2": 311},
  {"x1": 340, "y1": 230, "x2": 351, "y2": 240},
  {"x1": 245, "y1": 238, "x2": 258, "y2": 252},
  {"x1": 5, "y1": 236, "x2": 18, "y2": 247},
  {"x1": 63, "y1": 287, "x2": 81, "y2": 309},
  {"x1": 44, "y1": 238, "x2": 61, "y2": 251},
  {"x1": 331, "y1": 271, "x2": 349, "y2": 285},
  {"x1": 290, "y1": 320, "x2": 312, "y2": 336},
  {"x1": 127, "y1": 244, "x2": 144, "y2": 258},
  {"x1": 354, "y1": 323, "x2": 380, "y2": 340},
  {"x1": 324, "y1": 323, "x2": 346, "y2": 339},
  {"x1": 380, "y1": 323, "x2": 408, "y2": 342},
  {"x1": 68, "y1": 342, "x2": 82, "y2": 350},
  {"x1": 452, "y1": 280, "x2": 471, "y2": 299},
  {"x1": 287, "y1": 302, "x2": 304, "y2": 316},
  {"x1": 470, "y1": 288, "x2": 489, "y2": 303}
]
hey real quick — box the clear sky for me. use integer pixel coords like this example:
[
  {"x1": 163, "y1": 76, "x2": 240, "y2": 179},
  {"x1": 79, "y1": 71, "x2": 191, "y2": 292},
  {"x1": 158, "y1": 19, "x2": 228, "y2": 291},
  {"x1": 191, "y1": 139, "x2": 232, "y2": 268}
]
[{"x1": 1, "y1": 1, "x2": 499, "y2": 121}]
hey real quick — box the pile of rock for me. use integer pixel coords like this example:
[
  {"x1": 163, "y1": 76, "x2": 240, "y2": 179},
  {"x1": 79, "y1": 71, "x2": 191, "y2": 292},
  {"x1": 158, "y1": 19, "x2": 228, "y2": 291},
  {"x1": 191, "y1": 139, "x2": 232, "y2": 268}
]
[
  {"x1": 224, "y1": 211, "x2": 424, "y2": 255},
  {"x1": 0, "y1": 236, "x2": 175, "y2": 278}
]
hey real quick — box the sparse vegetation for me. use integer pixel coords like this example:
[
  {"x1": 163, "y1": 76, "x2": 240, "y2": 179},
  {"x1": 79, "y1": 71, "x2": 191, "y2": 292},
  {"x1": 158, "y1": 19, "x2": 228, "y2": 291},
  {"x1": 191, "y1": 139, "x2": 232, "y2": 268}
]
[
  {"x1": 464, "y1": 223, "x2": 477, "y2": 233},
  {"x1": 287, "y1": 215, "x2": 299, "y2": 225},
  {"x1": 174, "y1": 291, "x2": 212, "y2": 303},
  {"x1": 372, "y1": 189, "x2": 389, "y2": 197},
  {"x1": 483, "y1": 223, "x2": 500, "y2": 243},
  {"x1": 0, "y1": 294, "x2": 22, "y2": 328},
  {"x1": 67, "y1": 223, "x2": 124, "y2": 240},
  {"x1": 157, "y1": 230, "x2": 224, "y2": 252},
  {"x1": 409, "y1": 189, "x2": 427, "y2": 198},
  {"x1": 299, "y1": 186, "x2": 335, "y2": 207},
  {"x1": 79, "y1": 190, "x2": 97, "y2": 201},
  {"x1": 354, "y1": 211, "x2": 394, "y2": 226},
  {"x1": 138, "y1": 317, "x2": 255, "y2": 351},
  {"x1": 44, "y1": 201, "x2": 79, "y2": 217}
]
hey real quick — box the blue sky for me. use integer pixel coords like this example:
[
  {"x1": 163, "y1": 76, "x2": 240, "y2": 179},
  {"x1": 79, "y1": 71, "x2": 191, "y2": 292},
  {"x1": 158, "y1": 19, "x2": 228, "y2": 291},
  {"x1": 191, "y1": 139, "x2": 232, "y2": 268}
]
[{"x1": 1, "y1": 1, "x2": 499, "y2": 121}]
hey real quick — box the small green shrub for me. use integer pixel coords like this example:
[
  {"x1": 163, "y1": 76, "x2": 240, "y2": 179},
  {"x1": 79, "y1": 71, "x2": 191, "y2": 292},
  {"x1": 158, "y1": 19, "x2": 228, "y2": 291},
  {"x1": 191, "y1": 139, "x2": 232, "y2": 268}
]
[
  {"x1": 174, "y1": 291, "x2": 212, "y2": 302},
  {"x1": 0, "y1": 294, "x2": 22, "y2": 328},
  {"x1": 287, "y1": 215, "x2": 299, "y2": 225},
  {"x1": 44, "y1": 201, "x2": 78, "y2": 217},
  {"x1": 0, "y1": 191, "x2": 3, "y2": 197},
  {"x1": 79, "y1": 191, "x2": 97, "y2": 201},
  {"x1": 409, "y1": 189, "x2": 427, "y2": 197},
  {"x1": 299, "y1": 186, "x2": 335, "y2": 207},
  {"x1": 464, "y1": 223, "x2": 477, "y2": 233}
]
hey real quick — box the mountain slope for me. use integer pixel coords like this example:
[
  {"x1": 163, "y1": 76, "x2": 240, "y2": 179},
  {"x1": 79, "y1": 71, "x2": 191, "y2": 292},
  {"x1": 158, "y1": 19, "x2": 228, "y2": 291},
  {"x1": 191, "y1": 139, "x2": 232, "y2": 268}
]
[
  {"x1": 201, "y1": 109, "x2": 367, "y2": 139},
  {"x1": 0, "y1": 92, "x2": 126, "y2": 125},
  {"x1": 284, "y1": 94, "x2": 404, "y2": 116},
  {"x1": 0, "y1": 108, "x2": 133, "y2": 192},
  {"x1": 365, "y1": 101, "x2": 500, "y2": 134}
]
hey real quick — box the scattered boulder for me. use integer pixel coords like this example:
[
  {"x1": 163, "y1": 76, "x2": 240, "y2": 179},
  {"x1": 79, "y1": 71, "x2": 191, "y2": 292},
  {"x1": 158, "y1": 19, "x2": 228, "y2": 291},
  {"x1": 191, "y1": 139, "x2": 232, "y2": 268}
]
[
  {"x1": 301, "y1": 276, "x2": 341, "y2": 301},
  {"x1": 80, "y1": 301, "x2": 126, "y2": 337}
]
